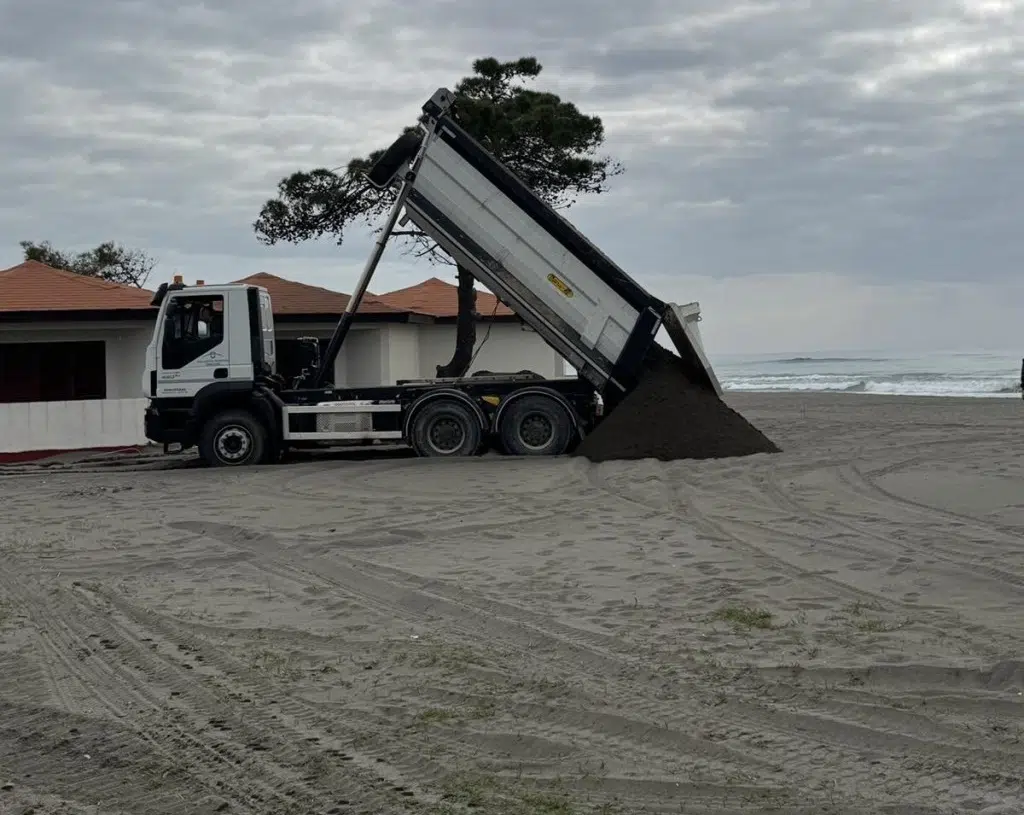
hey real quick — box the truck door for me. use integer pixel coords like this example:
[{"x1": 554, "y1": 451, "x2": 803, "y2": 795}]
[{"x1": 156, "y1": 292, "x2": 230, "y2": 398}]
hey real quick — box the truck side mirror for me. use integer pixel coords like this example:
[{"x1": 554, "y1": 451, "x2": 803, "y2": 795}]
[{"x1": 197, "y1": 320, "x2": 210, "y2": 340}]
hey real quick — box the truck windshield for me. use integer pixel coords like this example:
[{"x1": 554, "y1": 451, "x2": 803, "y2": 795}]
[{"x1": 161, "y1": 294, "x2": 225, "y2": 370}]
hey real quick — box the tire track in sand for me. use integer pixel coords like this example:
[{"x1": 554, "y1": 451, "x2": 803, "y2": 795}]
[
  {"x1": 752, "y1": 459, "x2": 1024, "y2": 610},
  {"x1": 0, "y1": 563, "x2": 427, "y2": 815},
  {"x1": 85, "y1": 576, "x2": 577, "y2": 796},
  {"x1": 90, "y1": 578, "x2": 811, "y2": 814},
  {"x1": 586, "y1": 454, "x2": 1024, "y2": 653},
  {"x1": 841, "y1": 461, "x2": 1024, "y2": 538},
  {"x1": 171, "y1": 521, "x2": 839, "y2": 810},
  {"x1": 577, "y1": 459, "x2": 1024, "y2": 811},
  {"x1": 173, "y1": 516, "x2": 1024, "y2": 812},
  {"x1": 579, "y1": 458, "x2": 911, "y2": 613},
  {"x1": 0, "y1": 568, "x2": 283, "y2": 814}
]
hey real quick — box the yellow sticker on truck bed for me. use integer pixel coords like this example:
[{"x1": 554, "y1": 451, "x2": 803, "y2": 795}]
[{"x1": 547, "y1": 273, "x2": 574, "y2": 298}]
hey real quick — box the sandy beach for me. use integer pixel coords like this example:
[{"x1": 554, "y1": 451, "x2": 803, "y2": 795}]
[{"x1": 1, "y1": 391, "x2": 1022, "y2": 815}]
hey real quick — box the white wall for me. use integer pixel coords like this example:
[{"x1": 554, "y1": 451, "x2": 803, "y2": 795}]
[
  {"x1": 343, "y1": 328, "x2": 383, "y2": 386},
  {"x1": 0, "y1": 398, "x2": 148, "y2": 454},
  {"x1": 416, "y1": 322, "x2": 571, "y2": 379},
  {"x1": 383, "y1": 324, "x2": 421, "y2": 384}
]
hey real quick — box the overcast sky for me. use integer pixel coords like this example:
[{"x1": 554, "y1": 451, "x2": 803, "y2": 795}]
[{"x1": 1, "y1": 0, "x2": 1021, "y2": 355}]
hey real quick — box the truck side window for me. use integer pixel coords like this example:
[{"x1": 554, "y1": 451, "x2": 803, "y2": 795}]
[{"x1": 161, "y1": 295, "x2": 225, "y2": 370}]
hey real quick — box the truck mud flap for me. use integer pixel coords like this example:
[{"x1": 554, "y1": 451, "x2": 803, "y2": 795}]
[{"x1": 660, "y1": 302, "x2": 723, "y2": 397}]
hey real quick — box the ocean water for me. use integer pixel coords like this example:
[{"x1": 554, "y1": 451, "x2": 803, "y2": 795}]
[{"x1": 713, "y1": 350, "x2": 1023, "y2": 398}]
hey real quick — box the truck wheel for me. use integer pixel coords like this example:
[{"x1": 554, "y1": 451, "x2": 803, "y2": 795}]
[
  {"x1": 499, "y1": 395, "x2": 574, "y2": 457},
  {"x1": 409, "y1": 399, "x2": 483, "y2": 457},
  {"x1": 199, "y1": 410, "x2": 267, "y2": 467}
]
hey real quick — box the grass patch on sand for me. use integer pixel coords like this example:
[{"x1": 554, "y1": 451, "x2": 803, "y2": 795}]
[
  {"x1": 387, "y1": 637, "x2": 491, "y2": 675},
  {"x1": 838, "y1": 601, "x2": 911, "y2": 634},
  {"x1": 412, "y1": 698, "x2": 499, "y2": 729},
  {"x1": 414, "y1": 707, "x2": 459, "y2": 726},
  {"x1": 429, "y1": 773, "x2": 622, "y2": 815},
  {"x1": 853, "y1": 617, "x2": 911, "y2": 633},
  {"x1": 0, "y1": 600, "x2": 13, "y2": 631},
  {"x1": 713, "y1": 604, "x2": 774, "y2": 631},
  {"x1": 248, "y1": 649, "x2": 306, "y2": 681}
]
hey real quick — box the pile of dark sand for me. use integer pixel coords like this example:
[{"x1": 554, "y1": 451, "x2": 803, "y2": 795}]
[{"x1": 574, "y1": 346, "x2": 780, "y2": 462}]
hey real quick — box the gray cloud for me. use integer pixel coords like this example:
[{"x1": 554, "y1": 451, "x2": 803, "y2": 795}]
[{"x1": 1, "y1": 0, "x2": 1022, "y2": 352}]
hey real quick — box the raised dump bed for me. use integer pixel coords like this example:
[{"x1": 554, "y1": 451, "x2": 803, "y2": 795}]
[{"x1": 372, "y1": 88, "x2": 722, "y2": 412}]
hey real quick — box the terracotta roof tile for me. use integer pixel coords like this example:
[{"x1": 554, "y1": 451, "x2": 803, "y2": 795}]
[
  {"x1": 376, "y1": 276, "x2": 515, "y2": 318},
  {"x1": 0, "y1": 260, "x2": 155, "y2": 313},
  {"x1": 232, "y1": 272, "x2": 408, "y2": 316},
  {"x1": 0, "y1": 263, "x2": 513, "y2": 321}
]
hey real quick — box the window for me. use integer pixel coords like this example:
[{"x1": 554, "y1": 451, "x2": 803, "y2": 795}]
[
  {"x1": 161, "y1": 294, "x2": 225, "y2": 370},
  {"x1": 0, "y1": 341, "x2": 106, "y2": 403}
]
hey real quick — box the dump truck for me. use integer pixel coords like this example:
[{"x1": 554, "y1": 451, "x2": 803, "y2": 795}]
[{"x1": 141, "y1": 87, "x2": 723, "y2": 466}]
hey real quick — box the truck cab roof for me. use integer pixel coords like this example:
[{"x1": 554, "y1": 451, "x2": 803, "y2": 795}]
[{"x1": 149, "y1": 280, "x2": 264, "y2": 308}]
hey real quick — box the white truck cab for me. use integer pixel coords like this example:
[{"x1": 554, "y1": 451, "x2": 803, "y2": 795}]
[{"x1": 142, "y1": 280, "x2": 276, "y2": 400}]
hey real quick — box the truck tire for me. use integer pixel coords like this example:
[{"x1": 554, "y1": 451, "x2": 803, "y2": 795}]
[
  {"x1": 198, "y1": 409, "x2": 268, "y2": 467},
  {"x1": 409, "y1": 399, "x2": 483, "y2": 457},
  {"x1": 498, "y1": 394, "x2": 574, "y2": 457}
]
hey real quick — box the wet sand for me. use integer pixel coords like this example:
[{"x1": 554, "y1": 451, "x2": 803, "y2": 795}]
[{"x1": 1, "y1": 392, "x2": 1022, "y2": 814}]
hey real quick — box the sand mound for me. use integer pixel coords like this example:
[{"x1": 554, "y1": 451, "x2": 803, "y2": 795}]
[{"x1": 574, "y1": 346, "x2": 780, "y2": 462}]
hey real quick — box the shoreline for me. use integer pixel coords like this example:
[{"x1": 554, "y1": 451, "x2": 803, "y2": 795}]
[
  {"x1": 724, "y1": 389, "x2": 1023, "y2": 428},
  {"x1": 724, "y1": 388, "x2": 1022, "y2": 402}
]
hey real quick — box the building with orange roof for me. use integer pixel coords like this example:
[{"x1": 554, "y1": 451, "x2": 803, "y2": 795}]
[
  {"x1": 0, "y1": 260, "x2": 157, "y2": 316},
  {"x1": 0, "y1": 263, "x2": 570, "y2": 458},
  {"x1": 234, "y1": 272, "x2": 408, "y2": 319},
  {"x1": 374, "y1": 276, "x2": 517, "y2": 319}
]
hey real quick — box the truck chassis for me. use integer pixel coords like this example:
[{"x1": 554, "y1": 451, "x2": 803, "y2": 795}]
[{"x1": 145, "y1": 372, "x2": 601, "y2": 466}]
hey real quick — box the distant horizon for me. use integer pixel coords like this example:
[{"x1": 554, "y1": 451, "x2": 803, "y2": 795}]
[{"x1": 712, "y1": 348, "x2": 1023, "y2": 360}]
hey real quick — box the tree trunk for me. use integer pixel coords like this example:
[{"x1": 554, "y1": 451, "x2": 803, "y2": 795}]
[{"x1": 435, "y1": 264, "x2": 477, "y2": 378}]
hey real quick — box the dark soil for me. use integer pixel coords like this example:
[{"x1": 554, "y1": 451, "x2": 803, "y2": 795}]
[{"x1": 573, "y1": 345, "x2": 780, "y2": 462}]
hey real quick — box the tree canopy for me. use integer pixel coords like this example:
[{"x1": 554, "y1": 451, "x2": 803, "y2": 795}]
[
  {"x1": 254, "y1": 56, "x2": 623, "y2": 253},
  {"x1": 253, "y1": 56, "x2": 623, "y2": 376},
  {"x1": 20, "y1": 240, "x2": 156, "y2": 288}
]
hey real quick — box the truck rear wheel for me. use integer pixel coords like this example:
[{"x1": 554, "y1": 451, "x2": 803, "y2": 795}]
[
  {"x1": 498, "y1": 394, "x2": 574, "y2": 456},
  {"x1": 199, "y1": 409, "x2": 268, "y2": 467},
  {"x1": 409, "y1": 399, "x2": 483, "y2": 457}
]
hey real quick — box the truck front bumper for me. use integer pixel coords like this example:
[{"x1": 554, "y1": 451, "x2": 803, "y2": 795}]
[{"x1": 144, "y1": 404, "x2": 194, "y2": 448}]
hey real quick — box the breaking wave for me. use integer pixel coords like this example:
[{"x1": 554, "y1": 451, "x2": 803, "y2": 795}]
[{"x1": 723, "y1": 373, "x2": 1021, "y2": 398}]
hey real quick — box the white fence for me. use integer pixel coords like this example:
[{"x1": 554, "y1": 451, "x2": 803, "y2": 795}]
[{"x1": 0, "y1": 398, "x2": 148, "y2": 455}]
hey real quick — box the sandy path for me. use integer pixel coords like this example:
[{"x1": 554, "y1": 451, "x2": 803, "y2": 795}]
[{"x1": 0, "y1": 392, "x2": 1022, "y2": 814}]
